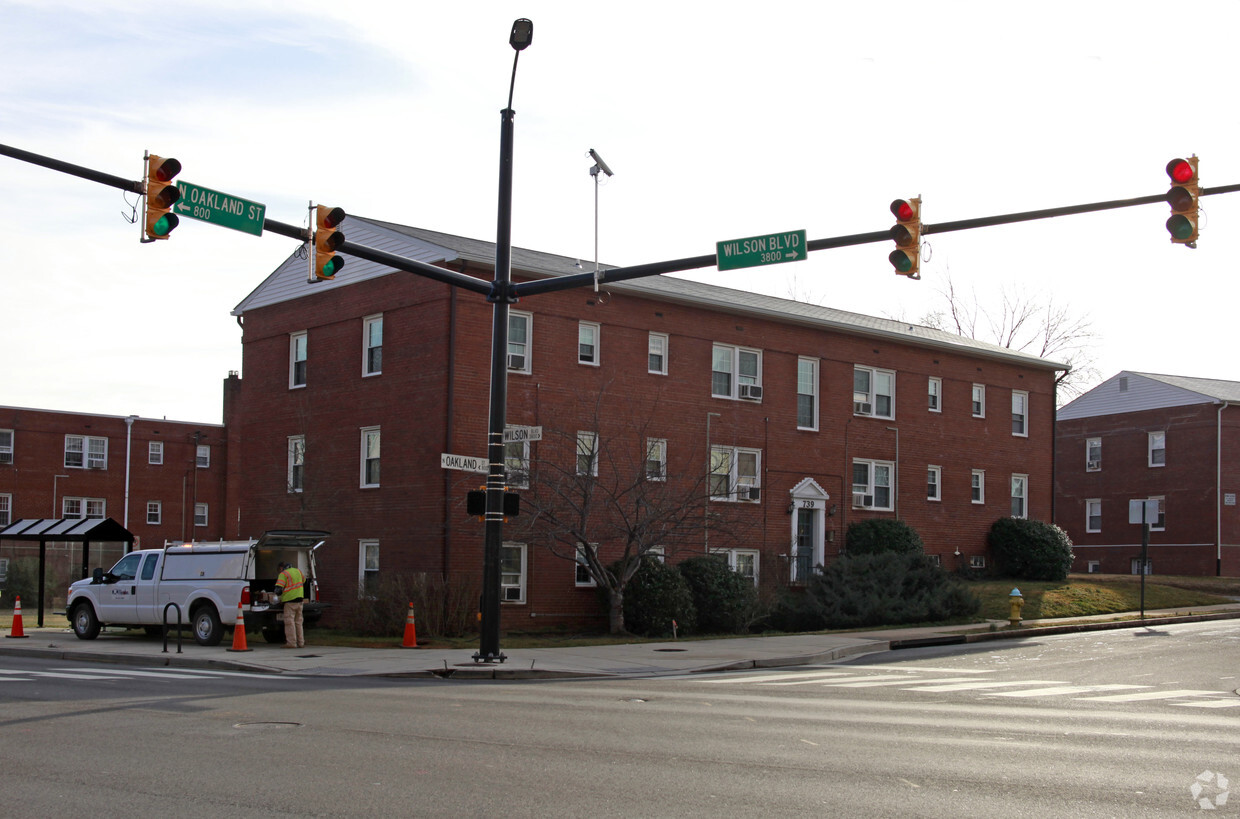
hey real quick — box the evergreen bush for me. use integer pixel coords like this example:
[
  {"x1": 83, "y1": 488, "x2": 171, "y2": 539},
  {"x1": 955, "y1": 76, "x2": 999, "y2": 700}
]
[
  {"x1": 677, "y1": 554, "x2": 757, "y2": 634},
  {"x1": 845, "y1": 518, "x2": 925, "y2": 555},
  {"x1": 619, "y1": 557, "x2": 696, "y2": 637},
  {"x1": 987, "y1": 517, "x2": 1075, "y2": 581}
]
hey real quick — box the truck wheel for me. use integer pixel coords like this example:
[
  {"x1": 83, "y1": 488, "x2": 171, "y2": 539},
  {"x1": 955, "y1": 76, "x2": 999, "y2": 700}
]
[
  {"x1": 261, "y1": 626, "x2": 285, "y2": 644},
  {"x1": 71, "y1": 603, "x2": 101, "y2": 640},
  {"x1": 192, "y1": 606, "x2": 224, "y2": 646}
]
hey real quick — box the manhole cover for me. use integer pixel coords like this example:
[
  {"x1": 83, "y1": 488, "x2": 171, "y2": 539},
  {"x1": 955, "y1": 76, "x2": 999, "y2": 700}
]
[{"x1": 233, "y1": 722, "x2": 301, "y2": 730}]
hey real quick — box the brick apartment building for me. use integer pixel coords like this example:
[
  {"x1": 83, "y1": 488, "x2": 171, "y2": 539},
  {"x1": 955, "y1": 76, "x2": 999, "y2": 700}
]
[
  {"x1": 226, "y1": 218, "x2": 1066, "y2": 627},
  {"x1": 1055, "y1": 371, "x2": 1240, "y2": 577}
]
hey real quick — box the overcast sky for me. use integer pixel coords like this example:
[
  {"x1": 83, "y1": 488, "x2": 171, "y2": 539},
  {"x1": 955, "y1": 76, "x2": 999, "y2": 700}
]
[{"x1": 4, "y1": 0, "x2": 1239, "y2": 424}]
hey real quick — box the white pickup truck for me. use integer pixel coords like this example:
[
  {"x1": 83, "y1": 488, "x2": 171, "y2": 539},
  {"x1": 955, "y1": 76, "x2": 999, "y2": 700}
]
[{"x1": 65, "y1": 530, "x2": 328, "y2": 646}]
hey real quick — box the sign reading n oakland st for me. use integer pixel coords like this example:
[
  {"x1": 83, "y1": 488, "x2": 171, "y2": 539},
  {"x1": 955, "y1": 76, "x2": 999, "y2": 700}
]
[
  {"x1": 716, "y1": 229, "x2": 807, "y2": 271},
  {"x1": 173, "y1": 181, "x2": 266, "y2": 236}
]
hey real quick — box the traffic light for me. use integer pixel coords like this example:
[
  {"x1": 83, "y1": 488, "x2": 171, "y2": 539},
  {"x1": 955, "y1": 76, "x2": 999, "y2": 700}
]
[
  {"x1": 311, "y1": 205, "x2": 346, "y2": 280},
  {"x1": 1165, "y1": 156, "x2": 1199, "y2": 247},
  {"x1": 144, "y1": 154, "x2": 182, "y2": 240},
  {"x1": 466, "y1": 489, "x2": 520, "y2": 519},
  {"x1": 888, "y1": 197, "x2": 922, "y2": 278}
]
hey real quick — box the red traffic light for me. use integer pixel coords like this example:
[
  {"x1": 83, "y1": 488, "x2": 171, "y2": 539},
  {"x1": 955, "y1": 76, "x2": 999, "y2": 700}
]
[
  {"x1": 1166, "y1": 158, "x2": 1196, "y2": 185},
  {"x1": 1164, "y1": 156, "x2": 1199, "y2": 247},
  {"x1": 888, "y1": 197, "x2": 921, "y2": 279},
  {"x1": 890, "y1": 199, "x2": 916, "y2": 222}
]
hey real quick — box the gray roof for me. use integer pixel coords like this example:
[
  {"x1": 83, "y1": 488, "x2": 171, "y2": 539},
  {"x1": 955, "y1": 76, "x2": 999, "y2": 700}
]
[
  {"x1": 234, "y1": 218, "x2": 1067, "y2": 372},
  {"x1": 1057, "y1": 370, "x2": 1240, "y2": 420}
]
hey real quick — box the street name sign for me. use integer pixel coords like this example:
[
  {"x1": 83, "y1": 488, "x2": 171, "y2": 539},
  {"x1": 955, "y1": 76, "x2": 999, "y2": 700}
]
[
  {"x1": 503, "y1": 425, "x2": 543, "y2": 443},
  {"x1": 174, "y1": 180, "x2": 266, "y2": 236},
  {"x1": 716, "y1": 229, "x2": 807, "y2": 271},
  {"x1": 441, "y1": 453, "x2": 489, "y2": 473}
]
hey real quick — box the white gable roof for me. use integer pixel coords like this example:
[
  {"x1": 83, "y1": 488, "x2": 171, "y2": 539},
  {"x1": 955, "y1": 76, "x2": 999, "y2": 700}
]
[{"x1": 1057, "y1": 371, "x2": 1240, "y2": 420}]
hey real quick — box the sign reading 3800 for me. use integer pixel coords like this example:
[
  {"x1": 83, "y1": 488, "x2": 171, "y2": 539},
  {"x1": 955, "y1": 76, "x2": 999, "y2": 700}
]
[
  {"x1": 174, "y1": 180, "x2": 266, "y2": 236},
  {"x1": 716, "y1": 229, "x2": 807, "y2": 271}
]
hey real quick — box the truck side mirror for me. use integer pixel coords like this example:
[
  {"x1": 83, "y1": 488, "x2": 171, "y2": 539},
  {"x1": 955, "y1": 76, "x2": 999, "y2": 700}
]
[{"x1": 91, "y1": 568, "x2": 104, "y2": 584}]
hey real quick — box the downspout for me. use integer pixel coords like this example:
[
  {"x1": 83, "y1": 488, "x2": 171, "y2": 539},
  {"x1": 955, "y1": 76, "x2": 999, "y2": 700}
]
[
  {"x1": 123, "y1": 415, "x2": 136, "y2": 530},
  {"x1": 1218, "y1": 401, "x2": 1229, "y2": 577},
  {"x1": 444, "y1": 283, "x2": 460, "y2": 580}
]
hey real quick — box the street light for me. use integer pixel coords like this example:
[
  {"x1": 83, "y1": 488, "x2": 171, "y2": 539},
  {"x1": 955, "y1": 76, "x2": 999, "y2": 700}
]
[{"x1": 476, "y1": 18, "x2": 533, "y2": 664}]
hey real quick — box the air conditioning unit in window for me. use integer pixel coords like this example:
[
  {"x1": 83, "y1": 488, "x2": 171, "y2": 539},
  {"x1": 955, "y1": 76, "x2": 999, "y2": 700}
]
[
  {"x1": 852, "y1": 493, "x2": 873, "y2": 508},
  {"x1": 507, "y1": 354, "x2": 526, "y2": 371},
  {"x1": 854, "y1": 401, "x2": 872, "y2": 415},
  {"x1": 1086, "y1": 459, "x2": 1100, "y2": 470},
  {"x1": 503, "y1": 587, "x2": 522, "y2": 602},
  {"x1": 739, "y1": 384, "x2": 763, "y2": 401},
  {"x1": 0, "y1": 453, "x2": 11, "y2": 464},
  {"x1": 745, "y1": 486, "x2": 761, "y2": 502}
]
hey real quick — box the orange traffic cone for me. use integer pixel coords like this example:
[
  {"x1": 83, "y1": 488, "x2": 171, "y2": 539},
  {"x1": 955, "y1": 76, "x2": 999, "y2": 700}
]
[
  {"x1": 401, "y1": 603, "x2": 419, "y2": 648},
  {"x1": 6, "y1": 595, "x2": 27, "y2": 639},
  {"x1": 226, "y1": 599, "x2": 251, "y2": 652}
]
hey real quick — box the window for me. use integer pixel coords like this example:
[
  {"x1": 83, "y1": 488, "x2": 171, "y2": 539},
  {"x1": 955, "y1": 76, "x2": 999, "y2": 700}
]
[
  {"x1": 65, "y1": 435, "x2": 107, "y2": 469},
  {"x1": 1011, "y1": 474, "x2": 1028, "y2": 518},
  {"x1": 146, "y1": 501, "x2": 162, "y2": 525},
  {"x1": 64, "y1": 497, "x2": 105, "y2": 520},
  {"x1": 797, "y1": 357, "x2": 818, "y2": 430},
  {"x1": 148, "y1": 441, "x2": 163, "y2": 465},
  {"x1": 852, "y1": 459, "x2": 893, "y2": 510},
  {"x1": 578, "y1": 321, "x2": 599, "y2": 365},
  {"x1": 714, "y1": 549, "x2": 760, "y2": 586},
  {"x1": 1148, "y1": 496, "x2": 1166, "y2": 531},
  {"x1": 972, "y1": 384, "x2": 986, "y2": 418},
  {"x1": 970, "y1": 555, "x2": 987, "y2": 569},
  {"x1": 360, "y1": 427, "x2": 381, "y2": 487},
  {"x1": 927, "y1": 465, "x2": 942, "y2": 502},
  {"x1": 712, "y1": 344, "x2": 762, "y2": 399},
  {"x1": 194, "y1": 503, "x2": 208, "y2": 527},
  {"x1": 0, "y1": 494, "x2": 10, "y2": 526},
  {"x1": 363, "y1": 314, "x2": 383, "y2": 376},
  {"x1": 576, "y1": 431, "x2": 598, "y2": 477},
  {"x1": 575, "y1": 544, "x2": 598, "y2": 587},
  {"x1": 501, "y1": 543, "x2": 527, "y2": 603},
  {"x1": 141, "y1": 554, "x2": 159, "y2": 581},
  {"x1": 0, "y1": 429, "x2": 12, "y2": 464},
  {"x1": 290, "y1": 331, "x2": 308, "y2": 388},
  {"x1": 359, "y1": 540, "x2": 380, "y2": 596},
  {"x1": 1148, "y1": 431, "x2": 1166, "y2": 467},
  {"x1": 507, "y1": 311, "x2": 532, "y2": 373},
  {"x1": 504, "y1": 438, "x2": 530, "y2": 489},
  {"x1": 971, "y1": 469, "x2": 985, "y2": 504},
  {"x1": 645, "y1": 438, "x2": 667, "y2": 481},
  {"x1": 1087, "y1": 560, "x2": 1101, "y2": 573},
  {"x1": 710, "y1": 446, "x2": 761, "y2": 502},
  {"x1": 648, "y1": 332, "x2": 668, "y2": 375},
  {"x1": 1086, "y1": 438, "x2": 1101, "y2": 471},
  {"x1": 1086, "y1": 499, "x2": 1101, "y2": 533},
  {"x1": 928, "y1": 377, "x2": 941, "y2": 412},
  {"x1": 1012, "y1": 390, "x2": 1028, "y2": 437},
  {"x1": 288, "y1": 436, "x2": 305, "y2": 492},
  {"x1": 853, "y1": 366, "x2": 895, "y2": 419},
  {"x1": 196, "y1": 444, "x2": 210, "y2": 469}
]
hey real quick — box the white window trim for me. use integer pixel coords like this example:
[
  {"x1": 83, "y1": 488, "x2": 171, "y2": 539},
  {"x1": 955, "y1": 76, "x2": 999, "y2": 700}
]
[
  {"x1": 713, "y1": 548, "x2": 760, "y2": 587},
  {"x1": 1086, "y1": 498, "x2": 1101, "y2": 533},
  {"x1": 288, "y1": 435, "x2": 305, "y2": 493},
  {"x1": 0, "y1": 493, "x2": 12, "y2": 527},
  {"x1": 1012, "y1": 390, "x2": 1029, "y2": 438},
  {"x1": 851, "y1": 459, "x2": 894, "y2": 511},
  {"x1": 1148, "y1": 431, "x2": 1166, "y2": 468},
  {"x1": 504, "y1": 437, "x2": 531, "y2": 489},
  {"x1": 972, "y1": 383, "x2": 986, "y2": 418},
  {"x1": 289, "y1": 331, "x2": 308, "y2": 389},
  {"x1": 928, "y1": 377, "x2": 942, "y2": 413},
  {"x1": 710, "y1": 446, "x2": 762, "y2": 502},
  {"x1": 501, "y1": 542, "x2": 527, "y2": 603},
  {"x1": 575, "y1": 543, "x2": 598, "y2": 587},
  {"x1": 1148, "y1": 495, "x2": 1166, "y2": 531},
  {"x1": 1011, "y1": 473, "x2": 1028, "y2": 519},
  {"x1": 363, "y1": 314, "x2": 383, "y2": 377},
  {"x1": 65, "y1": 435, "x2": 108, "y2": 470},
  {"x1": 646, "y1": 438, "x2": 667, "y2": 482},
  {"x1": 358, "y1": 539, "x2": 380, "y2": 596},
  {"x1": 146, "y1": 501, "x2": 162, "y2": 525},
  {"x1": 853, "y1": 365, "x2": 896, "y2": 420},
  {"x1": 1086, "y1": 437, "x2": 1101, "y2": 471},
  {"x1": 711, "y1": 343, "x2": 763, "y2": 400},
  {"x1": 648, "y1": 332, "x2": 668, "y2": 375},
  {"x1": 927, "y1": 465, "x2": 942, "y2": 502},
  {"x1": 578, "y1": 321, "x2": 600, "y2": 366},
  {"x1": 196, "y1": 444, "x2": 210, "y2": 469},
  {"x1": 507, "y1": 311, "x2": 532, "y2": 374},
  {"x1": 576, "y1": 431, "x2": 599, "y2": 477},
  {"x1": 797, "y1": 357, "x2": 819, "y2": 431},
  {"x1": 971, "y1": 469, "x2": 985, "y2": 504},
  {"x1": 360, "y1": 426, "x2": 381, "y2": 488},
  {"x1": 148, "y1": 440, "x2": 163, "y2": 465},
  {"x1": 194, "y1": 502, "x2": 208, "y2": 527},
  {"x1": 0, "y1": 429, "x2": 13, "y2": 464}
]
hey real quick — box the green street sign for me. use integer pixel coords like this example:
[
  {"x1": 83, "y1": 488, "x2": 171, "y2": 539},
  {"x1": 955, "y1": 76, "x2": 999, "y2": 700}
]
[
  {"x1": 716, "y1": 229, "x2": 807, "y2": 271},
  {"x1": 173, "y1": 181, "x2": 266, "y2": 236}
]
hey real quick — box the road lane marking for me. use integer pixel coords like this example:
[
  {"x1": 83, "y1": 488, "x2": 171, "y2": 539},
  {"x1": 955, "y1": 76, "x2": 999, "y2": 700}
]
[
  {"x1": 827, "y1": 676, "x2": 980, "y2": 688},
  {"x1": 909, "y1": 680, "x2": 1070, "y2": 692},
  {"x1": 1075, "y1": 689, "x2": 1218, "y2": 702},
  {"x1": 990, "y1": 684, "x2": 1146, "y2": 698}
]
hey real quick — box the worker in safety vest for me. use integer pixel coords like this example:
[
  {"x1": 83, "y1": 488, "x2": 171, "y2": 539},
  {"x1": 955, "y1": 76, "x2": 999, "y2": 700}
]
[{"x1": 274, "y1": 561, "x2": 306, "y2": 649}]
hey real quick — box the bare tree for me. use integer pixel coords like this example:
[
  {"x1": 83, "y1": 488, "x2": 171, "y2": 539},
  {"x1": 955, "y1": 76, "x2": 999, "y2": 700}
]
[
  {"x1": 921, "y1": 272, "x2": 1101, "y2": 403},
  {"x1": 511, "y1": 387, "x2": 746, "y2": 634}
]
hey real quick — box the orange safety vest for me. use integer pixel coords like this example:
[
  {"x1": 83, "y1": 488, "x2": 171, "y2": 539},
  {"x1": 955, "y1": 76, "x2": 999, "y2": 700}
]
[{"x1": 276, "y1": 567, "x2": 305, "y2": 602}]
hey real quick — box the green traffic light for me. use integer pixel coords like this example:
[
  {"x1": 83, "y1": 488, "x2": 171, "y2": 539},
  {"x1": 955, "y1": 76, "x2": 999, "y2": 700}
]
[
  {"x1": 318, "y1": 255, "x2": 344, "y2": 279},
  {"x1": 152, "y1": 213, "x2": 178, "y2": 237},
  {"x1": 889, "y1": 249, "x2": 913, "y2": 273},
  {"x1": 1166, "y1": 214, "x2": 1195, "y2": 241}
]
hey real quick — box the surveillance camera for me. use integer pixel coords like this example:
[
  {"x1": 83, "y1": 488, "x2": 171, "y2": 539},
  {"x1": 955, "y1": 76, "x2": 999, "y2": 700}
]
[{"x1": 588, "y1": 149, "x2": 614, "y2": 177}]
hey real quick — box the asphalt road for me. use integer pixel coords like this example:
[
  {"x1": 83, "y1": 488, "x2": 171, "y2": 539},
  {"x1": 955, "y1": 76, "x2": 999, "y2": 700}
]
[{"x1": 3, "y1": 620, "x2": 1237, "y2": 817}]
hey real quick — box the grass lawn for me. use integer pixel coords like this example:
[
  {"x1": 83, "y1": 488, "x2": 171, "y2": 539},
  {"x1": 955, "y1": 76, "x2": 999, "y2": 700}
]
[{"x1": 969, "y1": 574, "x2": 1240, "y2": 621}]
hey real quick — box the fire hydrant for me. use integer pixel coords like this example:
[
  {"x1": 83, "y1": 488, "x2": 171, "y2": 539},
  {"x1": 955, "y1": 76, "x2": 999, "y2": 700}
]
[{"x1": 1008, "y1": 588, "x2": 1024, "y2": 627}]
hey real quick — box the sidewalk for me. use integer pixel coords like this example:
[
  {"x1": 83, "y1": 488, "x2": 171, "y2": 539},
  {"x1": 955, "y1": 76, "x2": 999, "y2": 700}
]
[{"x1": 3, "y1": 604, "x2": 1239, "y2": 680}]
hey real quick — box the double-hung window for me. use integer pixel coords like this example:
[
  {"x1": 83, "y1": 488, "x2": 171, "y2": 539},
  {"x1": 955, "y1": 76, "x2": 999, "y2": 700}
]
[
  {"x1": 148, "y1": 441, "x2": 163, "y2": 465},
  {"x1": 1086, "y1": 438, "x2": 1101, "y2": 471},
  {"x1": 852, "y1": 460, "x2": 893, "y2": 510},
  {"x1": 507, "y1": 311, "x2": 532, "y2": 373},
  {"x1": 712, "y1": 344, "x2": 762, "y2": 399},
  {"x1": 710, "y1": 446, "x2": 761, "y2": 502},
  {"x1": 359, "y1": 540, "x2": 380, "y2": 596},
  {"x1": 927, "y1": 465, "x2": 942, "y2": 501},
  {"x1": 972, "y1": 384, "x2": 986, "y2": 418},
  {"x1": 288, "y1": 436, "x2": 305, "y2": 492},
  {"x1": 648, "y1": 332, "x2": 668, "y2": 375},
  {"x1": 1148, "y1": 431, "x2": 1166, "y2": 467},
  {"x1": 1011, "y1": 474, "x2": 1028, "y2": 518},
  {"x1": 194, "y1": 503, "x2": 208, "y2": 527},
  {"x1": 797, "y1": 357, "x2": 818, "y2": 430},
  {"x1": 146, "y1": 501, "x2": 162, "y2": 525},
  {"x1": 1012, "y1": 391, "x2": 1028, "y2": 437},
  {"x1": 363, "y1": 314, "x2": 383, "y2": 376},
  {"x1": 65, "y1": 435, "x2": 107, "y2": 469},
  {"x1": 576, "y1": 432, "x2": 599, "y2": 477},
  {"x1": 1148, "y1": 496, "x2": 1166, "y2": 531},
  {"x1": 290, "y1": 331, "x2": 308, "y2": 388},
  {"x1": 928, "y1": 377, "x2": 942, "y2": 412},
  {"x1": 0, "y1": 429, "x2": 12, "y2": 464},
  {"x1": 578, "y1": 321, "x2": 600, "y2": 365},
  {"x1": 1086, "y1": 499, "x2": 1102, "y2": 533},
  {"x1": 971, "y1": 469, "x2": 985, "y2": 504},
  {"x1": 504, "y1": 438, "x2": 530, "y2": 489},
  {"x1": 645, "y1": 438, "x2": 667, "y2": 481},
  {"x1": 0, "y1": 494, "x2": 11, "y2": 526},
  {"x1": 853, "y1": 366, "x2": 894, "y2": 418},
  {"x1": 196, "y1": 445, "x2": 210, "y2": 469},
  {"x1": 501, "y1": 543, "x2": 527, "y2": 602},
  {"x1": 360, "y1": 427, "x2": 381, "y2": 487}
]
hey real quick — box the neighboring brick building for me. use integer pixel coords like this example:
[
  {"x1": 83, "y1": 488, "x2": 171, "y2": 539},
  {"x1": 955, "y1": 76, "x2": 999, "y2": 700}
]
[
  {"x1": 227, "y1": 218, "x2": 1065, "y2": 627},
  {"x1": 0, "y1": 406, "x2": 228, "y2": 548},
  {"x1": 1055, "y1": 371, "x2": 1240, "y2": 577}
]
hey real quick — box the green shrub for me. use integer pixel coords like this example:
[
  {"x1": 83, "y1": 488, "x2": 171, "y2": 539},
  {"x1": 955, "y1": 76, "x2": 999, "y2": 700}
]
[
  {"x1": 772, "y1": 552, "x2": 980, "y2": 631},
  {"x1": 677, "y1": 555, "x2": 758, "y2": 634},
  {"x1": 987, "y1": 518, "x2": 1075, "y2": 581},
  {"x1": 619, "y1": 557, "x2": 696, "y2": 637},
  {"x1": 845, "y1": 518, "x2": 924, "y2": 555}
]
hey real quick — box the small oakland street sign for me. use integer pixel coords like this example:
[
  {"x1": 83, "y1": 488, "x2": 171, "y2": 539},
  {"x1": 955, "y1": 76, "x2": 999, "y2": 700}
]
[
  {"x1": 716, "y1": 229, "x2": 807, "y2": 271},
  {"x1": 174, "y1": 181, "x2": 266, "y2": 236},
  {"x1": 441, "y1": 453, "x2": 489, "y2": 473}
]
